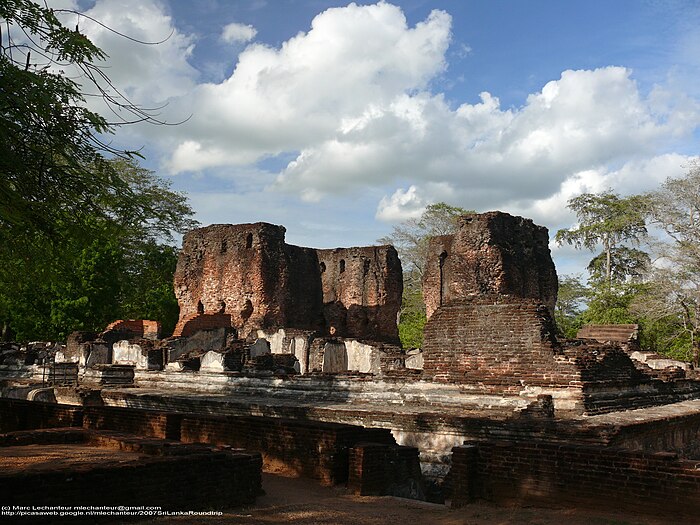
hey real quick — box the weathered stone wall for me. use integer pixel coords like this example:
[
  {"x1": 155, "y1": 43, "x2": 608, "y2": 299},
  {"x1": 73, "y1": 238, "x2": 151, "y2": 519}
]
[
  {"x1": 173, "y1": 223, "x2": 323, "y2": 338},
  {"x1": 451, "y1": 441, "x2": 700, "y2": 517},
  {"x1": 174, "y1": 223, "x2": 401, "y2": 342},
  {"x1": 423, "y1": 212, "x2": 558, "y2": 319},
  {"x1": 317, "y1": 246, "x2": 402, "y2": 342},
  {"x1": 422, "y1": 295, "x2": 574, "y2": 389}
]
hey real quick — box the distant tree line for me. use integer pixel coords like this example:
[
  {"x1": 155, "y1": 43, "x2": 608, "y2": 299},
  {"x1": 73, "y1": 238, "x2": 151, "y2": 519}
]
[{"x1": 556, "y1": 161, "x2": 700, "y2": 364}]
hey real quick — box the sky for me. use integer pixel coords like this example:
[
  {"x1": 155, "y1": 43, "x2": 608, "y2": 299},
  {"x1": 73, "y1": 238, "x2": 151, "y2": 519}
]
[{"x1": 55, "y1": 0, "x2": 700, "y2": 277}]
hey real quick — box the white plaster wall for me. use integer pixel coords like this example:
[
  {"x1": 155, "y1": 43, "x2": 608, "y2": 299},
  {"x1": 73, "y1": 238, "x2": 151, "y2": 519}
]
[
  {"x1": 322, "y1": 342, "x2": 348, "y2": 373},
  {"x1": 345, "y1": 340, "x2": 379, "y2": 374},
  {"x1": 112, "y1": 340, "x2": 148, "y2": 369},
  {"x1": 292, "y1": 336, "x2": 308, "y2": 374},
  {"x1": 257, "y1": 328, "x2": 286, "y2": 354}
]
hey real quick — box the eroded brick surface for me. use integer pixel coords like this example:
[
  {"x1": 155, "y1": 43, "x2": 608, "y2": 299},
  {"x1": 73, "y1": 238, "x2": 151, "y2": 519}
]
[
  {"x1": 173, "y1": 223, "x2": 401, "y2": 342},
  {"x1": 423, "y1": 212, "x2": 558, "y2": 319}
]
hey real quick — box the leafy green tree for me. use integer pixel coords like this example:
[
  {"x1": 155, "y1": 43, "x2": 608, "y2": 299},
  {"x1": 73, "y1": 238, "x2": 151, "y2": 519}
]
[
  {"x1": 379, "y1": 203, "x2": 471, "y2": 348},
  {"x1": 556, "y1": 191, "x2": 649, "y2": 290},
  {"x1": 554, "y1": 274, "x2": 589, "y2": 338},
  {"x1": 633, "y1": 162, "x2": 700, "y2": 364},
  {"x1": 0, "y1": 159, "x2": 195, "y2": 341},
  {"x1": 0, "y1": 0, "x2": 153, "y2": 237},
  {"x1": 0, "y1": 3, "x2": 196, "y2": 341}
]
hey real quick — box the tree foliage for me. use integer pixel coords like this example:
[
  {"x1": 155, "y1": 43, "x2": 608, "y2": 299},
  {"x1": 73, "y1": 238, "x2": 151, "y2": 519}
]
[
  {"x1": 556, "y1": 191, "x2": 649, "y2": 289},
  {"x1": 555, "y1": 167, "x2": 700, "y2": 364},
  {"x1": 554, "y1": 274, "x2": 589, "y2": 338},
  {"x1": 0, "y1": 3, "x2": 197, "y2": 341},
  {"x1": 0, "y1": 159, "x2": 197, "y2": 341},
  {"x1": 379, "y1": 203, "x2": 471, "y2": 349},
  {"x1": 636, "y1": 162, "x2": 700, "y2": 364}
]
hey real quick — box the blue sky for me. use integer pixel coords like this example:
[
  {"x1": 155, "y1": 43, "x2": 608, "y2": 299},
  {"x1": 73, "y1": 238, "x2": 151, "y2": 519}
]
[{"x1": 62, "y1": 0, "x2": 700, "y2": 277}]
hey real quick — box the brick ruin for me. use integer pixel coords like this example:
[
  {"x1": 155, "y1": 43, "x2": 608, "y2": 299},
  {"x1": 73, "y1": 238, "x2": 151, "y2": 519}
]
[
  {"x1": 422, "y1": 212, "x2": 558, "y2": 319},
  {"x1": 4, "y1": 212, "x2": 700, "y2": 517},
  {"x1": 173, "y1": 222, "x2": 401, "y2": 343}
]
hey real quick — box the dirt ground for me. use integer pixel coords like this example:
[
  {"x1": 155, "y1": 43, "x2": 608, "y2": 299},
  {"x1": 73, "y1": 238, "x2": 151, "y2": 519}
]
[{"x1": 139, "y1": 473, "x2": 671, "y2": 525}]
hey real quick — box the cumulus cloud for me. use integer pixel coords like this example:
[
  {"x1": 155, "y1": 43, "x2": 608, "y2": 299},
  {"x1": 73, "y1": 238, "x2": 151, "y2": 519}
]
[
  {"x1": 375, "y1": 185, "x2": 427, "y2": 222},
  {"x1": 151, "y1": 1, "x2": 699, "y2": 228},
  {"x1": 221, "y1": 22, "x2": 257, "y2": 43},
  {"x1": 59, "y1": 0, "x2": 197, "y2": 107},
  {"x1": 165, "y1": 2, "x2": 452, "y2": 173},
  {"x1": 51, "y1": 0, "x2": 698, "y2": 240}
]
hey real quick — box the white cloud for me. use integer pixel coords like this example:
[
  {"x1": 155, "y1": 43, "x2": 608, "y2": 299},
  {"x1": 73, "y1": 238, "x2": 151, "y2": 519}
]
[
  {"x1": 154, "y1": 1, "x2": 698, "y2": 228},
  {"x1": 165, "y1": 2, "x2": 452, "y2": 174},
  {"x1": 53, "y1": 0, "x2": 698, "y2": 250},
  {"x1": 221, "y1": 22, "x2": 257, "y2": 44},
  {"x1": 375, "y1": 185, "x2": 427, "y2": 221},
  {"x1": 64, "y1": 0, "x2": 198, "y2": 107}
]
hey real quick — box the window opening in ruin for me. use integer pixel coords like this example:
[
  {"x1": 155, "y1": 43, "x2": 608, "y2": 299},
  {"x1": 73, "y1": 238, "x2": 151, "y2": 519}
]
[
  {"x1": 339, "y1": 259, "x2": 345, "y2": 273},
  {"x1": 363, "y1": 259, "x2": 370, "y2": 276},
  {"x1": 197, "y1": 300, "x2": 204, "y2": 315},
  {"x1": 320, "y1": 262, "x2": 326, "y2": 273},
  {"x1": 245, "y1": 233, "x2": 253, "y2": 249},
  {"x1": 218, "y1": 300, "x2": 226, "y2": 313},
  {"x1": 439, "y1": 251, "x2": 448, "y2": 306},
  {"x1": 241, "y1": 299, "x2": 253, "y2": 320},
  {"x1": 220, "y1": 240, "x2": 227, "y2": 253}
]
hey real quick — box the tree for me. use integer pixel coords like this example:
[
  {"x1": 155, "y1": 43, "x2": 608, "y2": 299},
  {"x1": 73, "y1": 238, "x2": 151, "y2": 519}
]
[
  {"x1": 0, "y1": 158, "x2": 196, "y2": 341},
  {"x1": 1, "y1": 0, "x2": 164, "y2": 237},
  {"x1": 379, "y1": 203, "x2": 471, "y2": 348},
  {"x1": 554, "y1": 274, "x2": 589, "y2": 338},
  {"x1": 0, "y1": 3, "x2": 196, "y2": 341},
  {"x1": 556, "y1": 191, "x2": 649, "y2": 290},
  {"x1": 635, "y1": 162, "x2": 700, "y2": 364}
]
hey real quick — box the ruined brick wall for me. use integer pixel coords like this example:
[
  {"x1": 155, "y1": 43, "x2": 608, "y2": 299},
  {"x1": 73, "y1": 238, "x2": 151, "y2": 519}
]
[
  {"x1": 0, "y1": 398, "x2": 83, "y2": 432},
  {"x1": 577, "y1": 324, "x2": 639, "y2": 343},
  {"x1": 317, "y1": 246, "x2": 402, "y2": 342},
  {"x1": 173, "y1": 223, "x2": 324, "y2": 338},
  {"x1": 174, "y1": 223, "x2": 401, "y2": 342},
  {"x1": 181, "y1": 415, "x2": 395, "y2": 484},
  {"x1": 348, "y1": 443, "x2": 423, "y2": 498},
  {"x1": 422, "y1": 296, "x2": 577, "y2": 390},
  {"x1": 420, "y1": 296, "x2": 696, "y2": 407},
  {"x1": 423, "y1": 212, "x2": 557, "y2": 319},
  {"x1": 451, "y1": 441, "x2": 700, "y2": 516},
  {"x1": 103, "y1": 320, "x2": 161, "y2": 340}
]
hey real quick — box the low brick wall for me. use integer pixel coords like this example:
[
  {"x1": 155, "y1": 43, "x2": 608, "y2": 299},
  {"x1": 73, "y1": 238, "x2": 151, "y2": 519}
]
[
  {"x1": 451, "y1": 440, "x2": 700, "y2": 516},
  {"x1": 82, "y1": 405, "x2": 181, "y2": 440},
  {"x1": 181, "y1": 414, "x2": 394, "y2": 484},
  {"x1": 348, "y1": 443, "x2": 424, "y2": 499},
  {"x1": 0, "y1": 398, "x2": 82, "y2": 432},
  {"x1": 0, "y1": 398, "x2": 394, "y2": 485}
]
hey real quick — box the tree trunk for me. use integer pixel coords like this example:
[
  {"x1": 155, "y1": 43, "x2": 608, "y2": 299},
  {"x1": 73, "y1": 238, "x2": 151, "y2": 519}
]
[{"x1": 604, "y1": 234, "x2": 612, "y2": 291}]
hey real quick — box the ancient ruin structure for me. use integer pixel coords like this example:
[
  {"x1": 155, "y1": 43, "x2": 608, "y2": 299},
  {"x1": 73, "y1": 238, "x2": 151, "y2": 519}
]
[
  {"x1": 422, "y1": 212, "x2": 558, "y2": 319},
  {"x1": 4, "y1": 212, "x2": 700, "y2": 517},
  {"x1": 173, "y1": 223, "x2": 402, "y2": 345}
]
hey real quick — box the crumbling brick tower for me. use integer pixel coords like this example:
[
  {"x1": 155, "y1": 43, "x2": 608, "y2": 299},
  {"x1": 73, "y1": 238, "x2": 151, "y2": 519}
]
[
  {"x1": 421, "y1": 212, "x2": 565, "y2": 388},
  {"x1": 173, "y1": 223, "x2": 324, "y2": 338},
  {"x1": 422, "y1": 212, "x2": 558, "y2": 320},
  {"x1": 173, "y1": 223, "x2": 402, "y2": 343}
]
